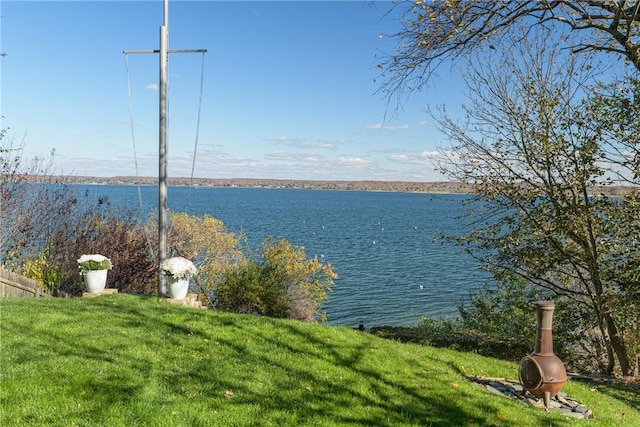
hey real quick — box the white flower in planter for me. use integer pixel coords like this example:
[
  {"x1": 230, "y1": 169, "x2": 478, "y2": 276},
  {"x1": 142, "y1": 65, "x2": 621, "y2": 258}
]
[
  {"x1": 160, "y1": 256, "x2": 197, "y2": 280},
  {"x1": 77, "y1": 254, "x2": 112, "y2": 274}
]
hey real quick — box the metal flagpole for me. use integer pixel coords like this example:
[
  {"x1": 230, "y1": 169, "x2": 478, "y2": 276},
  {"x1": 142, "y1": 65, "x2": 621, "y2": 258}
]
[
  {"x1": 123, "y1": 0, "x2": 206, "y2": 297},
  {"x1": 158, "y1": 0, "x2": 169, "y2": 297}
]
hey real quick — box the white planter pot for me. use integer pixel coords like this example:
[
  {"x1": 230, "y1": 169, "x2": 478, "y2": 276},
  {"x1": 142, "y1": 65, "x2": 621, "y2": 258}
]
[
  {"x1": 168, "y1": 277, "x2": 189, "y2": 300},
  {"x1": 84, "y1": 269, "x2": 108, "y2": 293}
]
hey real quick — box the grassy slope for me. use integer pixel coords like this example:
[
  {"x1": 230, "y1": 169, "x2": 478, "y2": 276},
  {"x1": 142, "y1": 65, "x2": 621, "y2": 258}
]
[{"x1": 0, "y1": 295, "x2": 638, "y2": 427}]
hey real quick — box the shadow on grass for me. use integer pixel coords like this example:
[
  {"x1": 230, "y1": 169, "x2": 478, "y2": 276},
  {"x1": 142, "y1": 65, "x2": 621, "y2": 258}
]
[
  {"x1": 1, "y1": 296, "x2": 576, "y2": 426},
  {"x1": 573, "y1": 378, "x2": 640, "y2": 411},
  {"x1": 159, "y1": 312, "x2": 573, "y2": 426}
]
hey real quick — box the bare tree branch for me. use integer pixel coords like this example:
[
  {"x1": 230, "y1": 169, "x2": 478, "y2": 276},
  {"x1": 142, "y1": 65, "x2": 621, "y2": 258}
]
[{"x1": 378, "y1": 0, "x2": 640, "y2": 107}]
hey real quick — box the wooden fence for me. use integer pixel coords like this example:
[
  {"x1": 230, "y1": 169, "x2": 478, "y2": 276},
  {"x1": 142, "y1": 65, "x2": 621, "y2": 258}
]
[{"x1": 0, "y1": 269, "x2": 43, "y2": 298}]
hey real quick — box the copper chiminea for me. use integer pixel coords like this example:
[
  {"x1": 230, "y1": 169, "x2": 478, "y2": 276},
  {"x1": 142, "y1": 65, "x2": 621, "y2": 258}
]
[{"x1": 519, "y1": 301, "x2": 567, "y2": 409}]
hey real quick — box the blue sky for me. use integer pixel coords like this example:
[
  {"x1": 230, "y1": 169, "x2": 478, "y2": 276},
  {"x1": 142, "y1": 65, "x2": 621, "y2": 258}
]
[{"x1": 1, "y1": 1, "x2": 467, "y2": 181}]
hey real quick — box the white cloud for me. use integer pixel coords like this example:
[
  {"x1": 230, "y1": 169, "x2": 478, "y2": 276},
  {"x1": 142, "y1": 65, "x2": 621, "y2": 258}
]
[
  {"x1": 266, "y1": 151, "x2": 328, "y2": 162},
  {"x1": 315, "y1": 142, "x2": 338, "y2": 150},
  {"x1": 374, "y1": 147, "x2": 409, "y2": 154},
  {"x1": 268, "y1": 137, "x2": 338, "y2": 150},
  {"x1": 366, "y1": 124, "x2": 410, "y2": 131},
  {"x1": 269, "y1": 137, "x2": 306, "y2": 145},
  {"x1": 388, "y1": 150, "x2": 442, "y2": 165},
  {"x1": 336, "y1": 157, "x2": 373, "y2": 168},
  {"x1": 145, "y1": 83, "x2": 159, "y2": 91}
]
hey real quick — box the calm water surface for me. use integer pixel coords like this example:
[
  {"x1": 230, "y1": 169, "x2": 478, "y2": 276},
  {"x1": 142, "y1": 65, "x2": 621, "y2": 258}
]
[{"x1": 82, "y1": 185, "x2": 494, "y2": 327}]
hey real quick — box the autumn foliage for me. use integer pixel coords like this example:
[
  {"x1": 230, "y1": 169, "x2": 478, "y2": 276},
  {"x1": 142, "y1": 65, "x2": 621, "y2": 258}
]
[
  {"x1": 163, "y1": 212, "x2": 336, "y2": 321},
  {"x1": 215, "y1": 238, "x2": 336, "y2": 321}
]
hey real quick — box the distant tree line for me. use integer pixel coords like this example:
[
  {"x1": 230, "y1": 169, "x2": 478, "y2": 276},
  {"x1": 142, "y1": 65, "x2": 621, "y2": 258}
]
[{"x1": 26, "y1": 175, "x2": 481, "y2": 194}]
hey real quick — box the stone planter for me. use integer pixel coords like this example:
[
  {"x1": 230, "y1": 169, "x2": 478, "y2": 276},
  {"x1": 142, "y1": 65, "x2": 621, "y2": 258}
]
[{"x1": 83, "y1": 269, "x2": 108, "y2": 293}]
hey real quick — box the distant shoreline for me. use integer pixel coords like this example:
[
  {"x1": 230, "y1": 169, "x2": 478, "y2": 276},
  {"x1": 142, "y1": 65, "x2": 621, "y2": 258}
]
[
  {"x1": 40, "y1": 176, "x2": 476, "y2": 194},
  {"x1": 33, "y1": 175, "x2": 635, "y2": 196}
]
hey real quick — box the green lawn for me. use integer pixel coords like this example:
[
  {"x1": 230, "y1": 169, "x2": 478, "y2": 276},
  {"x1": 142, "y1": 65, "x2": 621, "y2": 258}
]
[{"x1": 1, "y1": 295, "x2": 638, "y2": 426}]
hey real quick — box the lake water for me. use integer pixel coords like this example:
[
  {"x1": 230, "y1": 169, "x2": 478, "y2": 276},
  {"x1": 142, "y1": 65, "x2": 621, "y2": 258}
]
[{"x1": 80, "y1": 185, "x2": 494, "y2": 327}]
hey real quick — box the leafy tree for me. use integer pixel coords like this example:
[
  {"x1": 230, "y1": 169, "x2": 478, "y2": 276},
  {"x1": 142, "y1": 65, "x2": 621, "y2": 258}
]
[
  {"x1": 379, "y1": 0, "x2": 640, "y2": 104},
  {"x1": 588, "y1": 78, "x2": 640, "y2": 375},
  {"x1": 431, "y1": 29, "x2": 638, "y2": 376}
]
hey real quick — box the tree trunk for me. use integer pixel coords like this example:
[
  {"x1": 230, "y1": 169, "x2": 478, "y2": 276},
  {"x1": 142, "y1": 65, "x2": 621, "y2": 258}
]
[
  {"x1": 597, "y1": 313, "x2": 616, "y2": 375},
  {"x1": 604, "y1": 311, "x2": 631, "y2": 376}
]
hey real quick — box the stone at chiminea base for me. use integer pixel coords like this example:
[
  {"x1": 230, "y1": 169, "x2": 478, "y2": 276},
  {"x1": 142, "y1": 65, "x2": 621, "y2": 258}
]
[
  {"x1": 82, "y1": 288, "x2": 118, "y2": 298},
  {"x1": 468, "y1": 376, "x2": 594, "y2": 419}
]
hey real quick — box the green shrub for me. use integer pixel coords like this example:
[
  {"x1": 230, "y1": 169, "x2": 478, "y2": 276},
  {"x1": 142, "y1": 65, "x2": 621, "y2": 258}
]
[
  {"x1": 215, "y1": 259, "x2": 289, "y2": 317},
  {"x1": 425, "y1": 276, "x2": 624, "y2": 374},
  {"x1": 259, "y1": 237, "x2": 336, "y2": 321},
  {"x1": 215, "y1": 237, "x2": 336, "y2": 321},
  {"x1": 22, "y1": 246, "x2": 66, "y2": 292},
  {"x1": 371, "y1": 278, "x2": 540, "y2": 362},
  {"x1": 372, "y1": 317, "x2": 533, "y2": 362}
]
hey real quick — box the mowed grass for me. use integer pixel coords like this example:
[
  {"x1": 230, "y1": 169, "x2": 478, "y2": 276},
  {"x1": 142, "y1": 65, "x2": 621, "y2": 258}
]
[{"x1": 0, "y1": 295, "x2": 638, "y2": 426}]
